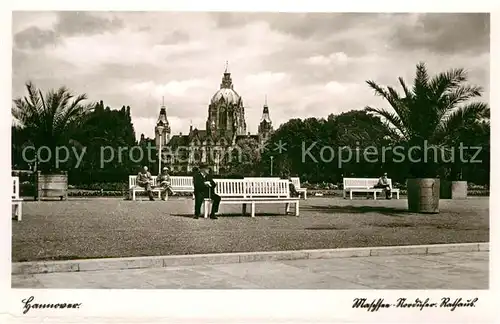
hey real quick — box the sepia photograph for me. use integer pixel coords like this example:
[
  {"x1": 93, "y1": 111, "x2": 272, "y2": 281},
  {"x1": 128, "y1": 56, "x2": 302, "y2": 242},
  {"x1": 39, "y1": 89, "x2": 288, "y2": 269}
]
[{"x1": 10, "y1": 10, "x2": 490, "y2": 293}]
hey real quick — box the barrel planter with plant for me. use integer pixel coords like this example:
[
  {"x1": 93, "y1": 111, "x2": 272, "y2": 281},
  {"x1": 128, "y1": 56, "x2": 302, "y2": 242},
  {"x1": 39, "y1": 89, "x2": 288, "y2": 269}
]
[
  {"x1": 365, "y1": 62, "x2": 489, "y2": 213},
  {"x1": 35, "y1": 171, "x2": 68, "y2": 201}
]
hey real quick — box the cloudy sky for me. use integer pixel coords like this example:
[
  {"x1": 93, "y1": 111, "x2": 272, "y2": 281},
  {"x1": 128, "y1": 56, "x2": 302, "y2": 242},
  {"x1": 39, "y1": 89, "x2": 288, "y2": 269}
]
[{"x1": 12, "y1": 12, "x2": 489, "y2": 139}]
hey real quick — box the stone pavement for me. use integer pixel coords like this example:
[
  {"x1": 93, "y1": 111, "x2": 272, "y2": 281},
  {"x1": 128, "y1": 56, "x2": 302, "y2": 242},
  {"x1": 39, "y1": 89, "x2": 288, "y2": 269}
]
[{"x1": 12, "y1": 251, "x2": 488, "y2": 289}]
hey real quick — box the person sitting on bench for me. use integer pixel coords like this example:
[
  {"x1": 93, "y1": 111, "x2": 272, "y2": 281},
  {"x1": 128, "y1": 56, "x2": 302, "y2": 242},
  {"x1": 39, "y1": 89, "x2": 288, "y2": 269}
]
[
  {"x1": 281, "y1": 171, "x2": 299, "y2": 197},
  {"x1": 158, "y1": 166, "x2": 174, "y2": 200},
  {"x1": 374, "y1": 172, "x2": 391, "y2": 199},
  {"x1": 137, "y1": 166, "x2": 155, "y2": 201}
]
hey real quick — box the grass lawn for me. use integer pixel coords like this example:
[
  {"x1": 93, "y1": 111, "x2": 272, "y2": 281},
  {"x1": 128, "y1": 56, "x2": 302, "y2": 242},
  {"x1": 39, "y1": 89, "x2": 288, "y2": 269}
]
[{"x1": 11, "y1": 197, "x2": 489, "y2": 262}]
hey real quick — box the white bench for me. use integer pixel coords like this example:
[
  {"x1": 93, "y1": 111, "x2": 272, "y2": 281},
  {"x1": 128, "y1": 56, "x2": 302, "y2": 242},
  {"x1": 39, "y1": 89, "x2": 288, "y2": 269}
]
[
  {"x1": 12, "y1": 177, "x2": 23, "y2": 221},
  {"x1": 290, "y1": 177, "x2": 307, "y2": 200},
  {"x1": 343, "y1": 178, "x2": 400, "y2": 200},
  {"x1": 129, "y1": 175, "x2": 194, "y2": 200},
  {"x1": 202, "y1": 178, "x2": 300, "y2": 218},
  {"x1": 244, "y1": 177, "x2": 307, "y2": 199},
  {"x1": 129, "y1": 175, "x2": 161, "y2": 200}
]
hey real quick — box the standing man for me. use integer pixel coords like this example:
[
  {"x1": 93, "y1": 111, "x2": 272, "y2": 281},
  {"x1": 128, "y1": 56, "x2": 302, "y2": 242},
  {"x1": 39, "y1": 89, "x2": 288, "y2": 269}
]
[
  {"x1": 374, "y1": 172, "x2": 392, "y2": 199},
  {"x1": 137, "y1": 166, "x2": 155, "y2": 201},
  {"x1": 158, "y1": 166, "x2": 174, "y2": 201},
  {"x1": 192, "y1": 164, "x2": 220, "y2": 219}
]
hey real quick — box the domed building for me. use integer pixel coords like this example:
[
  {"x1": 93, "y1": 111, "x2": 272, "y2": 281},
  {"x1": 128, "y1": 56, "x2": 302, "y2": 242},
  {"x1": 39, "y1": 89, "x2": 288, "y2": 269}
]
[{"x1": 156, "y1": 65, "x2": 273, "y2": 175}]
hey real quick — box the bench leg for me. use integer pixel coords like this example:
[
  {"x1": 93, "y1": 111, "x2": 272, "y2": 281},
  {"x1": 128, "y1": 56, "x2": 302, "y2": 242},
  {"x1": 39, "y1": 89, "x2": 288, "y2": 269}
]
[
  {"x1": 242, "y1": 203, "x2": 247, "y2": 216},
  {"x1": 397, "y1": 192, "x2": 400, "y2": 199},
  {"x1": 373, "y1": 191, "x2": 376, "y2": 200},
  {"x1": 304, "y1": 191, "x2": 307, "y2": 200},
  {"x1": 251, "y1": 202, "x2": 255, "y2": 217},
  {"x1": 343, "y1": 190, "x2": 346, "y2": 199},
  {"x1": 295, "y1": 201, "x2": 299, "y2": 216},
  {"x1": 285, "y1": 203, "x2": 290, "y2": 214},
  {"x1": 132, "y1": 190, "x2": 136, "y2": 201},
  {"x1": 350, "y1": 191, "x2": 353, "y2": 200},
  {"x1": 13, "y1": 203, "x2": 22, "y2": 221},
  {"x1": 158, "y1": 191, "x2": 161, "y2": 199}
]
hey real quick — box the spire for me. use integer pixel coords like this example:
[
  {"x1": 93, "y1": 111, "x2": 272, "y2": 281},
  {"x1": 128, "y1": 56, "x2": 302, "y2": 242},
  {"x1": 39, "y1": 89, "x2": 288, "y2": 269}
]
[
  {"x1": 157, "y1": 96, "x2": 169, "y2": 128},
  {"x1": 260, "y1": 97, "x2": 271, "y2": 123},
  {"x1": 220, "y1": 62, "x2": 233, "y2": 89}
]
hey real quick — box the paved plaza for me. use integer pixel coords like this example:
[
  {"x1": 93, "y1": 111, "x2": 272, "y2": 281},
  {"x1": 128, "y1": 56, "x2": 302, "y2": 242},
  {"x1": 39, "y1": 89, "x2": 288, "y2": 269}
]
[
  {"x1": 12, "y1": 197, "x2": 489, "y2": 262},
  {"x1": 12, "y1": 251, "x2": 488, "y2": 289}
]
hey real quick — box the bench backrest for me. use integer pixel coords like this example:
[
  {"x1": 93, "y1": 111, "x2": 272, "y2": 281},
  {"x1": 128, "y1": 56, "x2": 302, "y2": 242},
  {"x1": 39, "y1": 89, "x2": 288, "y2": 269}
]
[
  {"x1": 290, "y1": 177, "x2": 302, "y2": 189},
  {"x1": 343, "y1": 177, "x2": 393, "y2": 189},
  {"x1": 245, "y1": 179, "x2": 290, "y2": 198},
  {"x1": 12, "y1": 176, "x2": 19, "y2": 199},
  {"x1": 213, "y1": 178, "x2": 290, "y2": 198},
  {"x1": 214, "y1": 179, "x2": 247, "y2": 197},
  {"x1": 170, "y1": 176, "x2": 193, "y2": 189},
  {"x1": 244, "y1": 177, "x2": 280, "y2": 181},
  {"x1": 129, "y1": 175, "x2": 158, "y2": 188},
  {"x1": 129, "y1": 175, "x2": 194, "y2": 189}
]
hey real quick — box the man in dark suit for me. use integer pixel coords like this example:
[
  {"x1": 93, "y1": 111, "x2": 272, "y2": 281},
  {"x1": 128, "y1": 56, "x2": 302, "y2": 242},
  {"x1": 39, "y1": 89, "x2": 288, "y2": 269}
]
[{"x1": 192, "y1": 164, "x2": 220, "y2": 219}]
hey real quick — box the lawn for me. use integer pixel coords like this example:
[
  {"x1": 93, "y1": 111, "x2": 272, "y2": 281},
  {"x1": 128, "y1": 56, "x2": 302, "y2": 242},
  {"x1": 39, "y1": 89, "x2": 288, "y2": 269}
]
[{"x1": 11, "y1": 197, "x2": 489, "y2": 262}]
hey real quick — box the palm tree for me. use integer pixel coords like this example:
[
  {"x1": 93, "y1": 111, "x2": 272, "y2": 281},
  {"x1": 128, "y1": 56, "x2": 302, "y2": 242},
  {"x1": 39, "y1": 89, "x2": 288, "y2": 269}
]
[
  {"x1": 12, "y1": 81, "x2": 93, "y2": 172},
  {"x1": 365, "y1": 62, "x2": 489, "y2": 212}
]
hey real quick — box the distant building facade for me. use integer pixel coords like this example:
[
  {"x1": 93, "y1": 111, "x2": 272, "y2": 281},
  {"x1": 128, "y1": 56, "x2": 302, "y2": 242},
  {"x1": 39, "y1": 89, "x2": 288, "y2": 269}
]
[{"x1": 152, "y1": 67, "x2": 273, "y2": 174}]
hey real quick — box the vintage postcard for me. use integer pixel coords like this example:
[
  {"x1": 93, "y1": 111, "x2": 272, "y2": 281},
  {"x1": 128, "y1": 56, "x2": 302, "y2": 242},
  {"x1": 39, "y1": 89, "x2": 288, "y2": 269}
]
[{"x1": 2, "y1": 1, "x2": 496, "y2": 323}]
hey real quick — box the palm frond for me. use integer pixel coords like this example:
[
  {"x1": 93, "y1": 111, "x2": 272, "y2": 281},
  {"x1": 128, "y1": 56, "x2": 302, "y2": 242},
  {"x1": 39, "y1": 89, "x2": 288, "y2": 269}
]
[
  {"x1": 364, "y1": 106, "x2": 408, "y2": 140},
  {"x1": 398, "y1": 77, "x2": 412, "y2": 98},
  {"x1": 434, "y1": 102, "x2": 489, "y2": 144}
]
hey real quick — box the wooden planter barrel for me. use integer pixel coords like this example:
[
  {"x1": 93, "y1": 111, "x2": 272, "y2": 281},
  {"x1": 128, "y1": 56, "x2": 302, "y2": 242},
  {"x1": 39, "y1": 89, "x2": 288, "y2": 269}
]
[
  {"x1": 407, "y1": 178, "x2": 440, "y2": 214},
  {"x1": 35, "y1": 171, "x2": 68, "y2": 201},
  {"x1": 440, "y1": 180, "x2": 467, "y2": 199}
]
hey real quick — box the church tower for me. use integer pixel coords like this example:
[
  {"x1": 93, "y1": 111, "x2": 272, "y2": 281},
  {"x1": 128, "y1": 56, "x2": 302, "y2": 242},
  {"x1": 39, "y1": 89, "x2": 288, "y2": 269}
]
[
  {"x1": 258, "y1": 95, "x2": 273, "y2": 142},
  {"x1": 207, "y1": 62, "x2": 247, "y2": 137},
  {"x1": 155, "y1": 97, "x2": 171, "y2": 152}
]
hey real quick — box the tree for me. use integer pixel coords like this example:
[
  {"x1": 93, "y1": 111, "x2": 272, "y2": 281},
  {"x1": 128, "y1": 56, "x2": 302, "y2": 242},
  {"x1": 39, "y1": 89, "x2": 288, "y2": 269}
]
[
  {"x1": 365, "y1": 62, "x2": 489, "y2": 179},
  {"x1": 12, "y1": 81, "x2": 94, "y2": 172}
]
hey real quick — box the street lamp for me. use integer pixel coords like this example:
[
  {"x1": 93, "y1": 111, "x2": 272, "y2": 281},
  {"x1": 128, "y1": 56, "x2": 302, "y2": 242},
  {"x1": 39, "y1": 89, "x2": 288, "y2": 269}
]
[
  {"x1": 270, "y1": 156, "x2": 274, "y2": 176},
  {"x1": 157, "y1": 124, "x2": 164, "y2": 173}
]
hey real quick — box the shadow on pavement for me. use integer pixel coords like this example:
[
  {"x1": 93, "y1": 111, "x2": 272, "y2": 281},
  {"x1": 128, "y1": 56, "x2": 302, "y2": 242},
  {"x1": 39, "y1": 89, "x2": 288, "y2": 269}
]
[
  {"x1": 170, "y1": 213, "x2": 291, "y2": 218},
  {"x1": 302, "y1": 205, "x2": 410, "y2": 217}
]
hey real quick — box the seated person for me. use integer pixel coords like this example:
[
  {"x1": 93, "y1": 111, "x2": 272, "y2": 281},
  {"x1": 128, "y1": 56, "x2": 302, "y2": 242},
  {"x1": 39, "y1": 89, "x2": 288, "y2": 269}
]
[
  {"x1": 158, "y1": 167, "x2": 174, "y2": 200},
  {"x1": 281, "y1": 171, "x2": 299, "y2": 197},
  {"x1": 374, "y1": 172, "x2": 392, "y2": 199},
  {"x1": 137, "y1": 166, "x2": 154, "y2": 201}
]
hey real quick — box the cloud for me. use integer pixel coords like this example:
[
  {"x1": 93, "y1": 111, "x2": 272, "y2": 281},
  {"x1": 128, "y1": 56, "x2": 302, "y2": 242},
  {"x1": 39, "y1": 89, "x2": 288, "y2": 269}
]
[
  {"x1": 305, "y1": 52, "x2": 349, "y2": 66},
  {"x1": 160, "y1": 30, "x2": 190, "y2": 44},
  {"x1": 244, "y1": 72, "x2": 289, "y2": 87},
  {"x1": 130, "y1": 79, "x2": 207, "y2": 97},
  {"x1": 12, "y1": 12, "x2": 490, "y2": 140},
  {"x1": 14, "y1": 27, "x2": 58, "y2": 49},
  {"x1": 13, "y1": 11, "x2": 125, "y2": 49},
  {"x1": 389, "y1": 13, "x2": 490, "y2": 54}
]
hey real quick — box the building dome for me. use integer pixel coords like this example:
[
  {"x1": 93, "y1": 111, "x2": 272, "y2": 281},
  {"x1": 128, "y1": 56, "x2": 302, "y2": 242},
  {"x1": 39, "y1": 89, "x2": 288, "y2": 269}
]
[{"x1": 211, "y1": 88, "x2": 240, "y2": 105}]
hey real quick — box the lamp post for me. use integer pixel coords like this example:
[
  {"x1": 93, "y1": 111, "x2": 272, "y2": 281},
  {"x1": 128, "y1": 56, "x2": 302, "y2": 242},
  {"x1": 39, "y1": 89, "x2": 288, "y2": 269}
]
[
  {"x1": 270, "y1": 156, "x2": 274, "y2": 176},
  {"x1": 157, "y1": 125, "x2": 164, "y2": 174}
]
